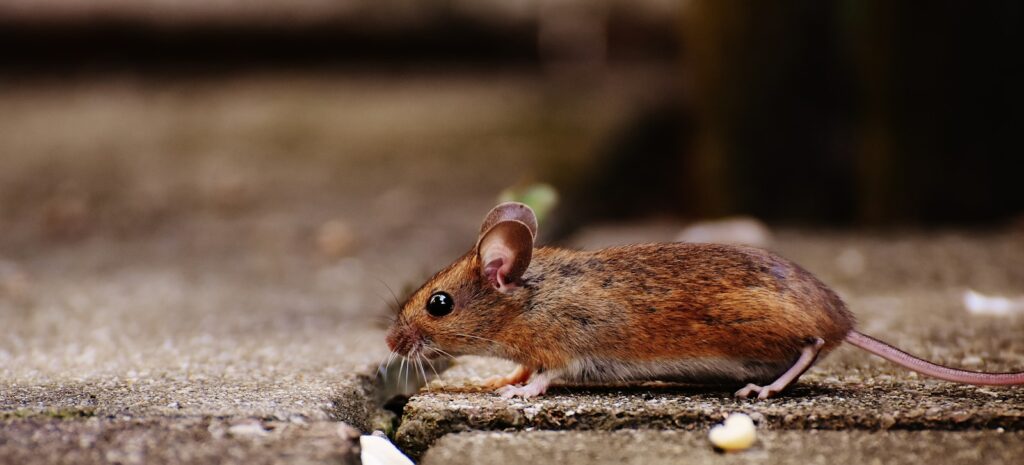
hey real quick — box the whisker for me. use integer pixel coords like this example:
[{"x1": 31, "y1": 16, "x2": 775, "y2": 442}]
[
  {"x1": 383, "y1": 351, "x2": 397, "y2": 375},
  {"x1": 372, "y1": 315, "x2": 396, "y2": 324},
  {"x1": 429, "y1": 346, "x2": 456, "y2": 359},
  {"x1": 403, "y1": 356, "x2": 410, "y2": 390},
  {"x1": 423, "y1": 351, "x2": 442, "y2": 379},
  {"x1": 378, "y1": 350, "x2": 398, "y2": 378},
  {"x1": 449, "y1": 332, "x2": 527, "y2": 359},
  {"x1": 371, "y1": 276, "x2": 404, "y2": 314},
  {"x1": 399, "y1": 357, "x2": 407, "y2": 389},
  {"x1": 371, "y1": 293, "x2": 398, "y2": 315},
  {"x1": 416, "y1": 356, "x2": 429, "y2": 389},
  {"x1": 450, "y1": 332, "x2": 500, "y2": 344}
]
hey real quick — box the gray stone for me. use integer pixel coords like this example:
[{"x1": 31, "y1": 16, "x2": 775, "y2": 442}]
[
  {"x1": 0, "y1": 417, "x2": 361, "y2": 465},
  {"x1": 396, "y1": 380, "x2": 1024, "y2": 459},
  {"x1": 421, "y1": 430, "x2": 1024, "y2": 465},
  {"x1": 0, "y1": 264, "x2": 390, "y2": 430}
]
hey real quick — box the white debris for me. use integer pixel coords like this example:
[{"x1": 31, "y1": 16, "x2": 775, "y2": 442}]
[
  {"x1": 708, "y1": 413, "x2": 757, "y2": 451},
  {"x1": 963, "y1": 289, "x2": 1024, "y2": 316},
  {"x1": 961, "y1": 355, "x2": 983, "y2": 366},
  {"x1": 227, "y1": 421, "x2": 269, "y2": 437},
  {"x1": 676, "y1": 217, "x2": 771, "y2": 247},
  {"x1": 360, "y1": 435, "x2": 414, "y2": 465}
]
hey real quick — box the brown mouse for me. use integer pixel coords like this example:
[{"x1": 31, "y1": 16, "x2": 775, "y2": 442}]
[{"x1": 386, "y1": 202, "x2": 1024, "y2": 399}]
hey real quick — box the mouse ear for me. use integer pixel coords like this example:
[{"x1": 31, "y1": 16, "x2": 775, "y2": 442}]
[
  {"x1": 476, "y1": 202, "x2": 537, "y2": 293},
  {"x1": 479, "y1": 202, "x2": 538, "y2": 239}
]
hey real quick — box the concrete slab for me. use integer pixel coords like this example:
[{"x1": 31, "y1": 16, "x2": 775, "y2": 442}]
[
  {"x1": 0, "y1": 74, "x2": 600, "y2": 464},
  {"x1": 395, "y1": 231, "x2": 1024, "y2": 458},
  {"x1": 0, "y1": 262, "x2": 392, "y2": 429},
  {"x1": 396, "y1": 380, "x2": 1024, "y2": 458},
  {"x1": 421, "y1": 430, "x2": 1024, "y2": 465},
  {"x1": 0, "y1": 417, "x2": 360, "y2": 465}
]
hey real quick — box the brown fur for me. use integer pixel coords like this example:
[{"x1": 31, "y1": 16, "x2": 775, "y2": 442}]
[{"x1": 387, "y1": 241, "x2": 855, "y2": 383}]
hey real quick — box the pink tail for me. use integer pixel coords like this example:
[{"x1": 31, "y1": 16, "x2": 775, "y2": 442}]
[{"x1": 845, "y1": 330, "x2": 1024, "y2": 386}]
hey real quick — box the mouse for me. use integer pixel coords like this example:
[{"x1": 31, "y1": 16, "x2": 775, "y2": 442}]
[{"x1": 385, "y1": 202, "x2": 1024, "y2": 399}]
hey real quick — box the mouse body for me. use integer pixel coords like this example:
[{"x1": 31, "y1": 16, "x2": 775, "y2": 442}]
[
  {"x1": 386, "y1": 203, "x2": 1024, "y2": 399},
  {"x1": 473, "y1": 244, "x2": 850, "y2": 385}
]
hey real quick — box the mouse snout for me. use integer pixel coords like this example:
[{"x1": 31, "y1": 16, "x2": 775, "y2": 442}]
[{"x1": 385, "y1": 324, "x2": 421, "y2": 356}]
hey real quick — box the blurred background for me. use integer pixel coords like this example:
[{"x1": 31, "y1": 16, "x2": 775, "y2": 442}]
[
  {"x1": 3, "y1": 0, "x2": 1023, "y2": 244},
  {"x1": 1, "y1": 0, "x2": 1023, "y2": 363}
]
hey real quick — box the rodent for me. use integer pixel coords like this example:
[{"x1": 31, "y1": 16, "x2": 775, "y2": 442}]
[{"x1": 385, "y1": 202, "x2": 1024, "y2": 399}]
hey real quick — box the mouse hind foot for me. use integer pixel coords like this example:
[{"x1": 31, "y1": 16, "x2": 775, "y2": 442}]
[{"x1": 735, "y1": 338, "x2": 825, "y2": 400}]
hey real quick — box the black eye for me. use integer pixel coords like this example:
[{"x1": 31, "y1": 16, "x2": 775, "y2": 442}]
[{"x1": 426, "y1": 291, "x2": 454, "y2": 317}]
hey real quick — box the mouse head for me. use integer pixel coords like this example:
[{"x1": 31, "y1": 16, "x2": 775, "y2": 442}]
[{"x1": 385, "y1": 202, "x2": 537, "y2": 360}]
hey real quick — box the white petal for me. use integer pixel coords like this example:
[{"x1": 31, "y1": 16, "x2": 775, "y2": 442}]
[{"x1": 360, "y1": 435, "x2": 414, "y2": 465}]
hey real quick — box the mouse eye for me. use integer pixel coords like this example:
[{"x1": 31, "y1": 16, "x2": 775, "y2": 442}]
[{"x1": 426, "y1": 291, "x2": 454, "y2": 317}]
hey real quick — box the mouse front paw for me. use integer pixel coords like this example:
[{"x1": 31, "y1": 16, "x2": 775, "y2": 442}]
[
  {"x1": 478, "y1": 365, "x2": 533, "y2": 390},
  {"x1": 496, "y1": 383, "x2": 546, "y2": 399},
  {"x1": 495, "y1": 371, "x2": 552, "y2": 399}
]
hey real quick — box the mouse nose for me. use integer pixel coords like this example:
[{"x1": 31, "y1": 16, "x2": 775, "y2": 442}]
[
  {"x1": 385, "y1": 329, "x2": 401, "y2": 352},
  {"x1": 385, "y1": 325, "x2": 415, "y2": 355}
]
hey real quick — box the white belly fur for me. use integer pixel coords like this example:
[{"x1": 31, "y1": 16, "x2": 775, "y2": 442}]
[{"x1": 562, "y1": 357, "x2": 791, "y2": 384}]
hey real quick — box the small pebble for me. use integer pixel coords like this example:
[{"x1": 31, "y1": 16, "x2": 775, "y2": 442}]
[
  {"x1": 961, "y1": 355, "x2": 983, "y2": 366},
  {"x1": 963, "y1": 289, "x2": 1024, "y2": 316},
  {"x1": 708, "y1": 413, "x2": 757, "y2": 451}
]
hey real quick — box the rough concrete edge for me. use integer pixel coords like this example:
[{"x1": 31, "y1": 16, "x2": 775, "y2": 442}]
[
  {"x1": 0, "y1": 416, "x2": 365, "y2": 465},
  {"x1": 0, "y1": 407, "x2": 97, "y2": 421},
  {"x1": 393, "y1": 392, "x2": 1024, "y2": 460},
  {"x1": 328, "y1": 366, "x2": 395, "y2": 434}
]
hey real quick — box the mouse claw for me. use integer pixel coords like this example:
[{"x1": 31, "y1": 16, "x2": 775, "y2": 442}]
[
  {"x1": 757, "y1": 387, "x2": 781, "y2": 400},
  {"x1": 734, "y1": 383, "x2": 762, "y2": 399},
  {"x1": 497, "y1": 384, "x2": 544, "y2": 399},
  {"x1": 735, "y1": 383, "x2": 783, "y2": 400},
  {"x1": 496, "y1": 385, "x2": 520, "y2": 399}
]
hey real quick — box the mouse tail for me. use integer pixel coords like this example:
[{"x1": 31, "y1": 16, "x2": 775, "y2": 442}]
[{"x1": 845, "y1": 330, "x2": 1024, "y2": 386}]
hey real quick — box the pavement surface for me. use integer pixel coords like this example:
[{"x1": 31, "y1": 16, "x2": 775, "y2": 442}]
[
  {"x1": 0, "y1": 418, "x2": 361, "y2": 465},
  {"x1": 0, "y1": 72, "x2": 639, "y2": 463},
  {"x1": 395, "y1": 228, "x2": 1024, "y2": 460},
  {"x1": 422, "y1": 430, "x2": 1024, "y2": 465},
  {"x1": 2, "y1": 74, "x2": 1023, "y2": 464}
]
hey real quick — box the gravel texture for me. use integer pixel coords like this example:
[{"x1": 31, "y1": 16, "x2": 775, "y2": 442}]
[
  {"x1": 422, "y1": 429, "x2": 1024, "y2": 465},
  {"x1": 397, "y1": 379, "x2": 1024, "y2": 459},
  {"x1": 0, "y1": 417, "x2": 360, "y2": 465}
]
